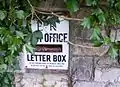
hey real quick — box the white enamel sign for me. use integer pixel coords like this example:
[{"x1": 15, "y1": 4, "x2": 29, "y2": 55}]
[{"x1": 24, "y1": 20, "x2": 69, "y2": 70}]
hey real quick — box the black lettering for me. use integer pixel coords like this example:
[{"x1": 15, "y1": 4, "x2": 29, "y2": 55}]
[
  {"x1": 37, "y1": 22, "x2": 42, "y2": 30},
  {"x1": 58, "y1": 55, "x2": 61, "y2": 62},
  {"x1": 49, "y1": 33, "x2": 52, "y2": 42},
  {"x1": 62, "y1": 55, "x2": 66, "y2": 62},
  {"x1": 43, "y1": 55, "x2": 46, "y2": 61},
  {"x1": 59, "y1": 33, "x2": 63, "y2": 42},
  {"x1": 47, "y1": 55, "x2": 51, "y2": 62},
  {"x1": 27, "y1": 54, "x2": 31, "y2": 61},
  {"x1": 50, "y1": 24, "x2": 56, "y2": 31},
  {"x1": 64, "y1": 33, "x2": 67, "y2": 42},
  {"x1": 31, "y1": 55, "x2": 34, "y2": 61},
  {"x1": 44, "y1": 33, "x2": 68, "y2": 42},
  {"x1": 35, "y1": 55, "x2": 38, "y2": 61},
  {"x1": 53, "y1": 33, "x2": 57, "y2": 42},
  {"x1": 53, "y1": 55, "x2": 57, "y2": 62},
  {"x1": 45, "y1": 33, "x2": 49, "y2": 42},
  {"x1": 38, "y1": 55, "x2": 42, "y2": 61}
]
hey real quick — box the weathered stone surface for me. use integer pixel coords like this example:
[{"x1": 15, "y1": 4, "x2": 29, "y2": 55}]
[
  {"x1": 14, "y1": 4, "x2": 120, "y2": 87},
  {"x1": 74, "y1": 81, "x2": 120, "y2": 87},
  {"x1": 111, "y1": 29, "x2": 120, "y2": 42},
  {"x1": 71, "y1": 57, "x2": 94, "y2": 81},
  {"x1": 74, "y1": 81, "x2": 105, "y2": 87},
  {"x1": 95, "y1": 68, "x2": 120, "y2": 82},
  {"x1": 72, "y1": 40, "x2": 108, "y2": 56},
  {"x1": 15, "y1": 73, "x2": 68, "y2": 87},
  {"x1": 39, "y1": 0, "x2": 66, "y2": 9},
  {"x1": 70, "y1": 19, "x2": 108, "y2": 56},
  {"x1": 95, "y1": 57, "x2": 120, "y2": 68}
]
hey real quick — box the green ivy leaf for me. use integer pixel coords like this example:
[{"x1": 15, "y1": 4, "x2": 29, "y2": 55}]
[
  {"x1": 0, "y1": 51, "x2": 5, "y2": 56},
  {"x1": 33, "y1": 30, "x2": 43, "y2": 39},
  {"x1": 92, "y1": 8, "x2": 103, "y2": 15},
  {"x1": 0, "y1": 10, "x2": 6, "y2": 20},
  {"x1": 5, "y1": 56, "x2": 14, "y2": 66},
  {"x1": 15, "y1": 10, "x2": 25, "y2": 19},
  {"x1": 116, "y1": 15, "x2": 120, "y2": 24},
  {"x1": 4, "y1": 77, "x2": 9, "y2": 84},
  {"x1": 115, "y1": 2, "x2": 120, "y2": 10},
  {"x1": 46, "y1": 17, "x2": 60, "y2": 27},
  {"x1": 90, "y1": 27, "x2": 101, "y2": 40},
  {"x1": 65, "y1": 0, "x2": 79, "y2": 12},
  {"x1": 0, "y1": 64, "x2": 7, "y2": 72},
  {"x1": 31, "y1": 35, "x2": 38, "y2": 46},
  {"x1": 103, "y1": 37, "x2": 111, "y2": 45},
  {"x1": 108, "y1": 46, "x2": 118, "y2": 59},
  {"x1": 24, "y1": 43, "x2": 34, "y2": 53},
  {"x1": 24, "y1": 34, "x2": 32, "y2": 42},
  {"x1": 85, "y1": 0, "x2": 98, "y2": 6},
  {"x1": 7, "y1": 73, "x2": 13, "y2": 81},
  {"x1": 81, "y1": 17, "x2": 91, "y2": 29},
  {"x1": 98, "y1": 13, "x2": 106, "y2": 26},
  {"x1": 92, "y1": 8, "x2": 106, "y2": 26},
  {"x1": 90, "y1": 27, "x2": 104, "y2": 46},
  {"x1": 107, "y1": 0, "x2": 115, "y2": 7},
  {"x1": 92, "y1": 41, "x2": 103, "y2": 47},
  {"x1": 8, "y1": 45, "x2": 17, "y2": 55},
  {"x1": 31, "y1": 30, "x2": 43, "y2": 46},
  {"x1": 16, "y1": 31, "x2": 25, "y2": 39}
]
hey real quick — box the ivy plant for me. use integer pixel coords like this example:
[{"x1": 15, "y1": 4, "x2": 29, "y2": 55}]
[
  {"x1": 0, "y1": 0, "x2": 44, "y2": 86},
  {"x1": 0, "y1": 0, "x2": 120, "y2": 87},
  {"x1": 0, "y1": 0, "x2": 61, "y2": 86},
  {"x1": 79, "y1": 0, "x2": 120, "y2": 59},
  {"x1": 65, "y1": 0, "x2": 120, "y2": 59}
]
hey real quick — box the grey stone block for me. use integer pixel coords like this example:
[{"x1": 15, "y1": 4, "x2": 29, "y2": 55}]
[
  {"x1": 74, "y1": 81, "x2": 120, "y2": 87},
  {"x1": 95, "y1": 68, "x2": 120, "y2": 82},
  {"x1": 95, "y1": 57, "x2": 120, "y2": 68},
  {"x1": 74, "y1": 81, "x2": 105, "y2": 87},
  {"x1": 71, "y1": 57, "x2": 94, "y2": 81},
  {"x1": 15, "y1": 73, "x2": 68, "y2": 87},
  {"x1": 72, "y1": 40, "x2": 108, "y2": 56}
]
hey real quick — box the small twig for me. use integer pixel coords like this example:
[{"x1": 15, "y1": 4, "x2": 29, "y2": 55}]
[
  {"x1": 34, "y1": 7, "x2": 68, "y2": 12},
  {"x1": 51, "y1": 12, "x2": 83, "y2": 21},
  {"x1": 68, "y1": 41, "x2": 109, "y2": 57},
  {"x1": 35, "y1": 9, "x2": 83, "y2": 21},
  {"x1": 10, "y1": 20, "x2": 16, "y2": 28},
  {"x1": 25, "y1": 13, "x2": 32, "y2": 19},
  {"x1": 35, "y1": 9, "x2": 53, "y2": 15},
  {"x1": 34, "y1": 12, "x2": 43, "y2": 24},
  {"x1": 27, "y1": 0, "x2": 83, "y2": 21},
  {"x1": 27, "y1": 0, "x2": 35, "y2": 20},
  {"x1": 67, "y1": 41, "x2": 95, "y2": 49},
  {"x1": 99, "y1": 47, "x2": 109, "y2": 57},
  {"x1": 27, "y1": 0, "x2": 33, "y2": 9},
  {"x1": 31, "y1": 9, "x2": 34, "y2": 20}
]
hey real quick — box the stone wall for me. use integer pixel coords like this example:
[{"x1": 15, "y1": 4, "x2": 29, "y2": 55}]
[
  {"x1": 69, "y1": 17, "x2": 120, "y2": 87},
  {"x1": 14, "y1": 0, "x2": 120, "y2": 87},
  {"x1": 15, "y1": 73, "x2": 68, "y2": 87},
  {"x1": 15, "y1": 21, "x2": 120, "y2": 87}
]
